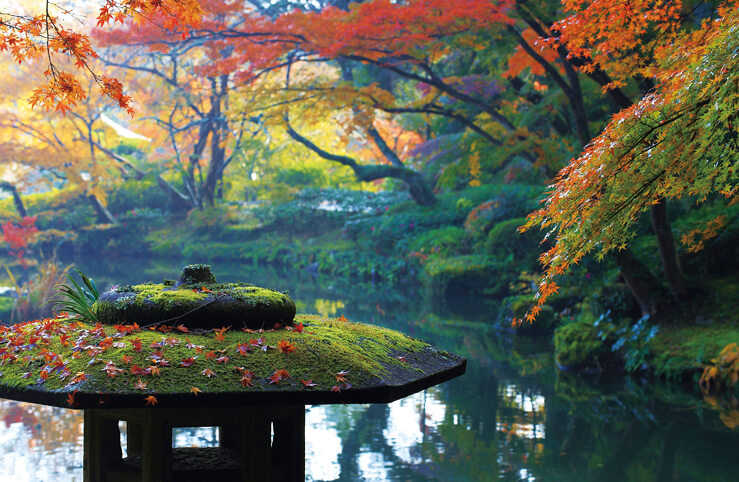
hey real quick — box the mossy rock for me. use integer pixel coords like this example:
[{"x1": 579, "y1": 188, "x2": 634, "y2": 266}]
[
  {"x1": 553, "y1": 320, "x2": 620, "y2": 372},
  {"x1": 93, "y1": 265, "x2": 296, "y2": 330},
  {"x1": 0, "y1": 314, "x2": 465, "y2": 409}
]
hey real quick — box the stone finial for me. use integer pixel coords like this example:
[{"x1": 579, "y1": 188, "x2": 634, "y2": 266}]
[{"x1": 176, "y1": 264, "x2": 216, "y2": 286}]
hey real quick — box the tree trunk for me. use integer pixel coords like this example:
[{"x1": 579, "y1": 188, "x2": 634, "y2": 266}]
[
  {"x1": 285, "y1": 120, "x2": 437, "y2": 206},
  {"x1": 614, "y1": 250, "x2": 663, "y2": 317},
  {"x1": 405, "y1": 172, "x2": 437, "y2": 206},
  {"x1": 650, "y1": 198, "x2": 689, "y2": 298},
  {"x1": 88, "y1": 195, "x2": 117, "y2": 224},
  {"x1": 0, "y1": 182, "x2": 27, "y2": 217}
]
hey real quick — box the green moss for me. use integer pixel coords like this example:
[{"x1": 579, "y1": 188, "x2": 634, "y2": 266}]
[
  {"x1": 648, "y1": 323, "x2": 739, "y2": 379},
  {"x1": 133, "y1": 283, "x2": 210, "y2": 306},
  {"x1": 93, "y1": 281, "x2": 296, "y2": 329},
  {"x1": 554, "y1": 321, "x2": 618, "y2": 369},
  {"x1": 0, "y1": 314, "x2": 430, "y2": 396}
]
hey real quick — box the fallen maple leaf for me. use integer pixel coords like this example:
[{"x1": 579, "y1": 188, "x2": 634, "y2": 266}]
[
  {"x1": 240, "y1": 372, "x2": 254, "y2": 387},
  {"x1": 278, "y1": 339, "x2": 297, "y2": 354},
  {"x1": 180, "y1": 357, "x2": 196, "y2": 367},
  {"x1": 145, "y1": 395, "x2": 158, "y2": 406},
  {"x1": 201, "y1": 368, "x2": 216, "y2": 378},
  {"x1": 71, "y1": 372, "x2": 87, "y2": 384},
  {"x1": 190, "y1": 386, "x2": 202, "y2": 396},
  {"x1": 130, "y1": 365, "x2": 149, "y2": 376},
  {"x1": 66, "y1": 390, "x2": 78, "y2": 407},
  {"x1": 268, "y1": 369, "x2": 290, "y2": 384},
  {"x1": 301, "y1": 379, "x2": 317, "y2": 388},
  {"x1": 133, "y1": 378, "x2": 148, "y2": 390},
  {"x1": 102, "y1": 361, "x2": 124, "y2": 378}
]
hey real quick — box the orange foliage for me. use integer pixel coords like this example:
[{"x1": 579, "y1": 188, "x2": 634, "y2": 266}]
[
  {"x1": 503, "y1": 28, "x2": 559, "y2": 78},
  {"x1": 0, "y1": 0, "x2": 202, "y2": 112},
  {"x1": 548, "y1": 0, "x2": 685, "y2": 86}
]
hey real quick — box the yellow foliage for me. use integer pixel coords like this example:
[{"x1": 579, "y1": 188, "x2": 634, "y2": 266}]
[{"x1": 700, "y1": 343, "x2": 739, "y2": 393}]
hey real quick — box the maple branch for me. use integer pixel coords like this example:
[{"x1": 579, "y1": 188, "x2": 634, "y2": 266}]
[
  {"x1": 378, "y1": 104, "x2": 503, "y2": 147},
  {"x1": 367, "y1": 125, "x2": 403, "y2": 168},
  {"x1": 505, "y1": 25, "x2": 572, "y2": 99},
  {"x1": 341, "y1": 54, "x2": 515, "y2": 131}
]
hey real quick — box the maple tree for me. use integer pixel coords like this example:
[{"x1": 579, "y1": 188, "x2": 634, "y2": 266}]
[
  {"x1": 0, "y1": 0, "x2": 202, "y2": 113},
  {"x1": 518, "y1": 2, "x2": 739, "y2": 322},
  {"x1": 96, "y1": 0, "x2": 563, "y2": 205},
  {"x1": 0, "y1": 59, "x2": 142, "y2": 224}
]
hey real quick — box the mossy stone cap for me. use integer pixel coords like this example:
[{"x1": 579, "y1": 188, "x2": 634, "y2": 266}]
[
  {"x1": 92, "y1": 265, "x2": 296, "y2": 329},
  {"x1": 176, "y1": 264, "x2": 217, "y2": 286}
]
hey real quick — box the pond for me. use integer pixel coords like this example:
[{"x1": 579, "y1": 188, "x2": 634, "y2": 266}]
[{"x1": 0, "y1": 256, "x2": 737, "y2": 481}]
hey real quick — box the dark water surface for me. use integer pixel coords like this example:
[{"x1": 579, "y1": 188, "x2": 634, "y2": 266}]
[{"x1": 0, "y1": 256, "x2": 737, "y2": 481}]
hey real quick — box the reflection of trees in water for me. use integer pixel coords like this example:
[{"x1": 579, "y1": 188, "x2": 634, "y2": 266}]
[
  {"x1": 533, "y1": 374, "x2": 739, "y2": 481},
  {"x1": 0, "y1": 401, "x2": 82, "y2": 451},
  {"x1": 0, "y1": 400, "x2": 83, "y2": 480}
]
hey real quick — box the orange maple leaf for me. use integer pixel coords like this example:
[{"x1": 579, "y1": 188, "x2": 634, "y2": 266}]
[{"x1": 278, "y1": 339, "x2": 297, "y2": 354}]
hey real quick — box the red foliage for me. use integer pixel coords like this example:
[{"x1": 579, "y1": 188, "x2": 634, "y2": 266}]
[{"x1": 1, "y1": 216, "x2": 38, "y2": 266}]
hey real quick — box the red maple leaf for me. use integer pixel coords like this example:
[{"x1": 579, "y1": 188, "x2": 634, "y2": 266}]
[
  {"x1": 268, "y1": 369, "x2": 290, "y2": 385},
  {"x1": 180, "y1": 356, "x2": 196, "y2": 367},
  {"x1": 301, "y1": 379, "x2": 317, "y2": 388}
]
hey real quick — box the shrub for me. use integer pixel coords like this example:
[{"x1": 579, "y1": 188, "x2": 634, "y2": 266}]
[
  {"x1": 486, "y1": 217, "x2": 539, "y2": 261},
  {"x1": 409, "y1": 227, "x2": 470, "y2": 257},
  {"x1": 421, "y1": 255, "x2": 498, "y2": 296},
  {"x1": 553, "y1": 319, "x2": 619, "y2": 371},
  {"x1": 107, "y1": 177, "x2": 187, "y2": 214},
  {"x1": 464, "y1": 187, "x2": 539, "y2": 236}
]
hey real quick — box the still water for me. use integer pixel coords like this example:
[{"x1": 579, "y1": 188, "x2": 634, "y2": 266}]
[{"x1": 0, "y1": 257, "x2": 737, "y2": 481}]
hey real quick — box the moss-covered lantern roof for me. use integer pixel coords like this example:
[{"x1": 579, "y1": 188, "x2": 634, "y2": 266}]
[{"x1": 0, "y1": 267, "x2": 465, "y2": 409}]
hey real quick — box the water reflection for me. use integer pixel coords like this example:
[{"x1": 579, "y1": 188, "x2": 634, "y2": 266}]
[
  {"x1": 0, "y1": 257, "x2": 737, "y2": 481},
  {"x1": 0, "y1": 401, "x2": 83, "y2": 481}
]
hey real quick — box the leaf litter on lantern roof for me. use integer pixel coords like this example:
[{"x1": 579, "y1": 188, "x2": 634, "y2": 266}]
[{"x1": 0, "y1": 314, "x2": 430, "y2": 400}]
